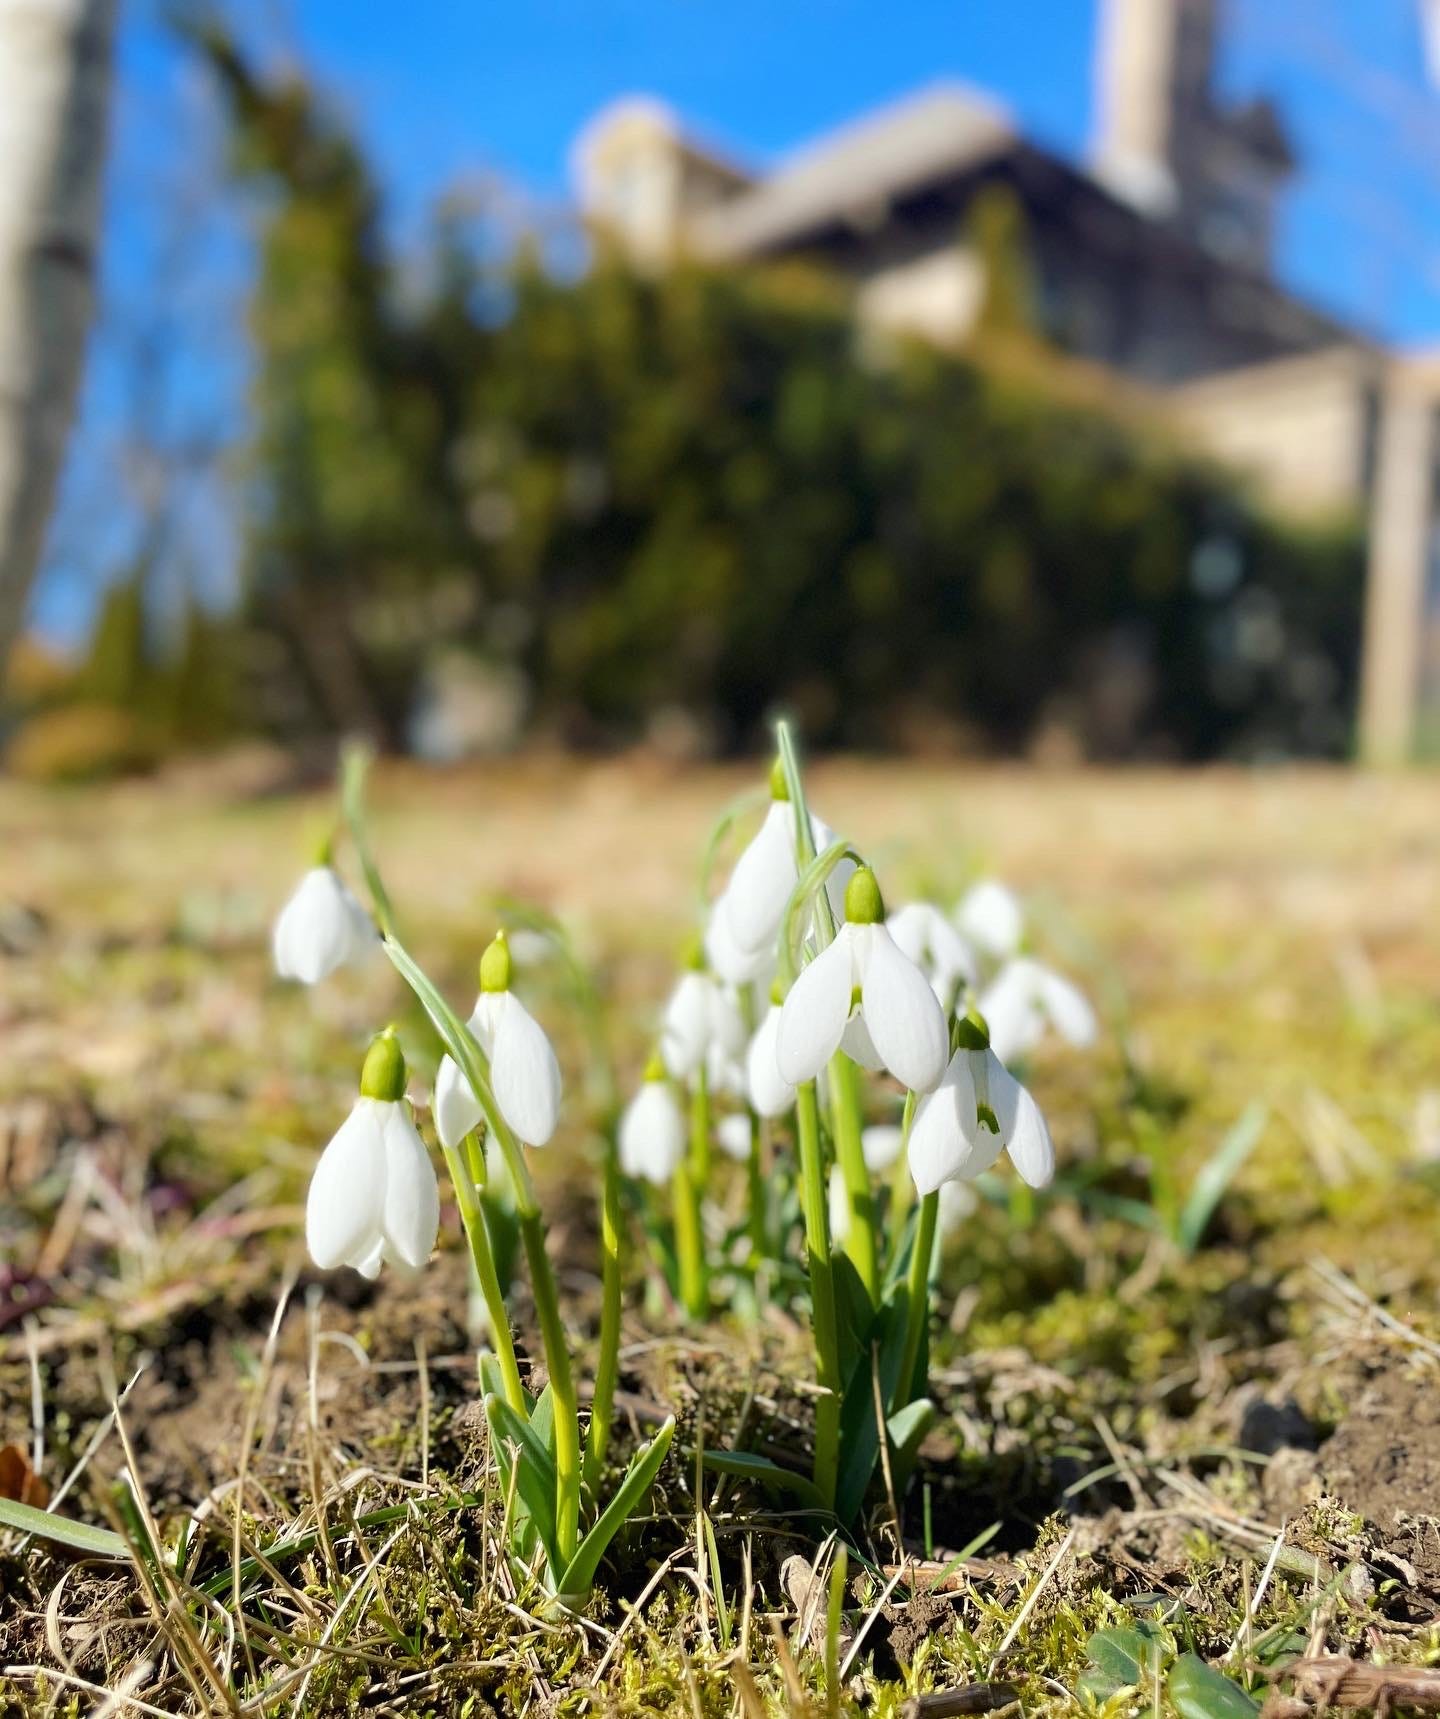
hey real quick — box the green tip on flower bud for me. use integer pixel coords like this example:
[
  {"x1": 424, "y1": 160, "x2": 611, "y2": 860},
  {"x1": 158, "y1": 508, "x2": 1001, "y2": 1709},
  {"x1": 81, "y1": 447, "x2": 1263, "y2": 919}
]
[
  {"x1": 952, "y1": 1006, "x2": 990, "y2": 1053},
  {"x1": 479, "y1": 929, "x2": 512, "y2": 994},
  {"x1": 976, "y1": 1102, "x2": 1000, "y2": 1135},
  {"x1": 768, "y1": 756, "x2": 790, "y2": 802},
  {"x1": 643, "y1": 1048, "x2": 668, "y2": 1083},
  {"x1": 681, "y1": 932, "x2": 705, "y2": 972},
  {"x1": 844, "y1": 865, "x2": 884, "y2": 926},
  {"x1": 359, "y1": 1027, "x2": 407, "y2": 1102},
  {"x1": 769, "y1": 976, "x2": 786, "y2": 1007}
]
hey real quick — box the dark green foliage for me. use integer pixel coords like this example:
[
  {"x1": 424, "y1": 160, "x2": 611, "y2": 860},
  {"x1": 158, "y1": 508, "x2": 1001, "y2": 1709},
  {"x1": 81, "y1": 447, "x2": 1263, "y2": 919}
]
[{"x1": 187, "y1": 30, "x2": 1364, "y2": 760}]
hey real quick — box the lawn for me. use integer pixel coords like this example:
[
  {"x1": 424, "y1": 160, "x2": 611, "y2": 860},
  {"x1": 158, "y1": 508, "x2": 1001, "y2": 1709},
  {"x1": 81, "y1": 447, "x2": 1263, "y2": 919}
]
[{"x1": 1, "y1": 757, "x2": 1438, "y2": 1716}]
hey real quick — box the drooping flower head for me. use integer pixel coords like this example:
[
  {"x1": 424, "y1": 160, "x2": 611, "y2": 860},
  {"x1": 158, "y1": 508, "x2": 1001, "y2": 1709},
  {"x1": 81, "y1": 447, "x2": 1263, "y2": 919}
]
[
  {"x1": 710, "y1": 760, "x2": 854, "y2": 983},
  {"x1": 619, "y1": 1053, "x2": 687, "y2": 1184},
  {"x1": 715, "y1": 1111, "x2": 753, "y2": 1163},
  {"x1": 776, "y1": 865, "x2": 949, "y2": 1095},
  {"x1": 908, "y1": 1010, "x2": 1055, "y2": 1196},
  {"x1": 306, "y1": 1028, "x2": 440, "y2": 1278},
  {"x1": 433, "y1": 930, "x2": 563, "y2": 1150},
  {"x1": 979, "y1": 955, "x2": 1097, "y2": 1064},
  {"x1": 659, "y1": 939, "x2": 747, "y2": 1085},
  {"x1": 955, "y1": 879, "x2": 1024, "y2": 963},
  {"x1": 273, "y1": 864, "x2": 375, "y2": 985},
  {"x1": 746, "y1": 987, "x2": 796, "y2": 1118},
  {"x1": 887, "y1": 901, "x2": 978, "y2": 1009}
]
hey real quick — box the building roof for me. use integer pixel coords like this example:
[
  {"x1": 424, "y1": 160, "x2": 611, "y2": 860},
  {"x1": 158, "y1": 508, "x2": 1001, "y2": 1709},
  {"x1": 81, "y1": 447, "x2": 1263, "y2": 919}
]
[{"x1": 692, "y1": 83, "x2": 1014, "y2": 258}]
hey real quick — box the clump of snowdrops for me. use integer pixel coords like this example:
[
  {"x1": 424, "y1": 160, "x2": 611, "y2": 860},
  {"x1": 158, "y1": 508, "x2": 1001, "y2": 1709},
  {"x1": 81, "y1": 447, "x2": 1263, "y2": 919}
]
[{"x1": 271, "y1": 727, "x2": 1097, "y2": 1601}]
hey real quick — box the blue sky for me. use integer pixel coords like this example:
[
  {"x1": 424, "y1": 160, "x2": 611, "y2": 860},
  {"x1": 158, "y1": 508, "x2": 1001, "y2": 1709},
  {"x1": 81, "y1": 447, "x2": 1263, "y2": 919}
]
[{"x1": 32, "y1": 0, "x2": 1440, "y2": 641}]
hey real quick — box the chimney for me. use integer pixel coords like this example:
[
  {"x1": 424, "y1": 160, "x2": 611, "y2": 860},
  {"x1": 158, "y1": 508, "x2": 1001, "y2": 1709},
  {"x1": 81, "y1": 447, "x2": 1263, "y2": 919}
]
[{"x1": 1091, "y1": 0, "x2": 1217, "y2": 213}]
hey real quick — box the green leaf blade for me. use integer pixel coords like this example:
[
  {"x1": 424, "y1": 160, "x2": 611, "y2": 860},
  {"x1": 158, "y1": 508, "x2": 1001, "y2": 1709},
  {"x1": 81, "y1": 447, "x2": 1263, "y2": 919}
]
[
  {"x1": 557, "y1": 1416, "x2": 675, "y2": 1601},
  {"x1": 0, "y1": 1497, "x2": 129, "y2": 1560},
  {"x1": 699, "y1": 1450, "x2": 830, "y2": 1515},
  {"x1": 1169, "y1": 1655, "x2": 1261, "y2": 1719}
]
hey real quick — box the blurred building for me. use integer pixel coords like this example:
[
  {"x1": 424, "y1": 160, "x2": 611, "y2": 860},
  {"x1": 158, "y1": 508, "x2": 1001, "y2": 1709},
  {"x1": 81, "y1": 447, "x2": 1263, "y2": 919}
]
[{"x1": 576, "y1": 0, "x2": 1440, "y2": 761}]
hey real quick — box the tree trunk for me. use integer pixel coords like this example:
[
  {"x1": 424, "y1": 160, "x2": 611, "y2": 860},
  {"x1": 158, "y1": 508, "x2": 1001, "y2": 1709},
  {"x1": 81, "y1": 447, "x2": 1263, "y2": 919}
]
[{"x1": 0, "y1": 0, "x2": 117, "y2": 681}]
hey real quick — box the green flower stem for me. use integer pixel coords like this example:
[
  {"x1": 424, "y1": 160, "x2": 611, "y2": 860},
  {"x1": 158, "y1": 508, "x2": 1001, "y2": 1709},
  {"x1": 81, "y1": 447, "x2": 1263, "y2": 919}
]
[
  {"x1": 690, "y1": 1065, "x2": 712, "y2": 1191},
  {"x1": 381, "y1": 935, "x2": 581, "y2": 1569},
  {"x1": 340, "y1": 744, "x2": 398, "y2": 939},
  {"x1": 746, "y1": 1114, "x2": 767, "y2": 1264},
  {"x1": 671, "y1": 1069, "x2": 710, "y2": 1320},
  {"x1": 795, "y1": 1079, "x2": 840, "y2": 1509},
  {"x1": 442, "y1": 1138, "x2": 524, "y2": 1416},
  {"x1": 514, "y1": 1194, "x2": 581, "y2": 1564},
  {"x1": 885, "y1": 1089, "x2": 919, "y2": 1259},
  {"x1": 894, "y1": 1189, "x2": 938, "y2": 1415},
  {"x1": 827, "y1": 1051, "x2": 878, "y2": 1299},
  {"x1": 582, "y1": 1140, "x2": 623, "y2": 1492},
  {"x1": 672, "y1": 1156, "x2": 707, "y2": 1320}
]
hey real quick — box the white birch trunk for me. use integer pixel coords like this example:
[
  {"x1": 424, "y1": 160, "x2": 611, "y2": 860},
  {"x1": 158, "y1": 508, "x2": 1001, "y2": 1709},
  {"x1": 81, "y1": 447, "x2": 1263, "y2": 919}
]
[{"x1": 0, "y1": 0, "x2": 116, "y2": 677}]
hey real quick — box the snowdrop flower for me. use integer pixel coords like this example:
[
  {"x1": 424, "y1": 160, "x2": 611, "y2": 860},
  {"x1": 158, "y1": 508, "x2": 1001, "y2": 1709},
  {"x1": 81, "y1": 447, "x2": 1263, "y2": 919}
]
[
  {"x1": 828, "y1": 1163, "x2": 852, "y2": 1243},
  {"x1": 715, "y1": 1112, "x2": 753, "y2": 1163},
  {"x1": 937, "y1": 1176, "x2": 978, "y2": 1238},
  {"x1": 273, "y1": 864, "x2": 375, "y2": 984},
  {"x1": 306, "y1": 1029, "x2": 439, "y2": 1278},
  {"x1": 704, "y1": 898, "x2": 775, "y2": 987},
  {"x1": 887, "y1": 902, "x2": 977, "y2": 1007},
  {"x1": 955, "y1": 879, "x2": 1024, "y2": 962},
  {"x1": 433, "y1": 931, "x2": 562, "y2": 1150},
  {"x1": 704, "y1": 1039, "x2": 747, "y2": 1102},
  {"x1": 860, "y1": 1123, "x2": 905, "y2": 1173},
  {"x1": 980, "y1": 956, "x2": 1097, "y2": 1064},
  {"x1": 619, "y1": 1058, "x2": 687, "y2": 1184},
  {"x1": 776, "y1": 867, "x2": 948, "y2": 1095},
  {"x1": 659, "y1": 957, "x2": 747, "y2": 1084},
  {"x1": 828, "y1": 1125, "x2": 906, "y2": 1244},
  {"x1": 746, "y1": 999, "x2": 795, "y2": 1118},
  {"x1": 908, "y1": 1015, "x2": 1055, "y2": 1195},
  {"x1": 713, "y1": 767, "x2": 854, "y2": 976}
]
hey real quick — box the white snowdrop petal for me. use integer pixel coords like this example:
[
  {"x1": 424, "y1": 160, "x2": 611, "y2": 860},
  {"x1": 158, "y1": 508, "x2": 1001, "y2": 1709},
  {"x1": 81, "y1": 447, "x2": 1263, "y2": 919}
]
[
  {"x1": 661, "y1": 972, "x2": 712, "y2": 1080},
  {"x1": 492, "y1": 993, "x2": 563, "y2": 1146},
  {"x1": 705, "y1": 1041, "x2": 747, "y2": 1101},
  {"x1": 860, "y1": 926, "x2": 949, "y2": 1094},
  {"x1": 723, "y1": 801, "x2": 797, "y2": 955},
  {"x1": 716, "y1": 1113, "x2": 752, "y2": 1162},
  {"x1": 828, "y1": 1163, "x2": 850, "y2": 1245},
  {"x1": 708, "y1": 983, "x2": 749, "y2": 1059},
  {"x1": 746, "y1": 1006, "x2": 796, "y2": 1118},
  {"x1": 907, "y1": 1076, "x2": 968, "y2": 1197},
  {"x1": 937, "y1": 1177, "x2": 978, "y2": 1237},
  {"x1": 929, "y1": 914, "x2": 979, "y2": 995},
  {"x1": 885, "y1": 904, "x2": 931, "y2": 969},
  {"x1": 861, "y1": 1124, "x2": 905, "y2": 1173},
  {"x1": 1039, "y1": 967, "x2": 1098, "y2": 1048},
  {"x1": 274, "y1": 868, "x2": 371, "y2": 985},
  {"x1": 908, "y1": 1053, "x2": 1004, "y2": 1194},
  {"x1": 705, "y1": 899, "x2": 774, "y2": 985},
  {"x1": 956, "y1": 879, "x2": 1023, "y2": 959},
  {"x1": 469, "y1": 992, "x2": 503, "y2": 1059},
  {"x1": 353, "y1": 1239, "x2": 386, "y2": 1280},
  {"x1": 841, "y1": 1008, "x2": 886, "y2": 1071},
  {"x1": 380, "y1": 1103, "x2": 441, "y2": 1270},
  {"x1": 305, "y1": 1100, "x2": 387, "y2": 1269},
  {"x1": 776, "y1": 930, "x2": 856, "y2": 1085},
  {"x1": 988, "y1": 1053, "x2": 1056, "y2": 1188},
  {"x1": 433, "y1": 1053, "x2": 483, "y2": 1150},
  {"x1": 619, "y1": 1082, "x2": 686, "y2": 1184},
  {"x1": 979, "y1": 960, "x2": 1046, "y2": 1064}
]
